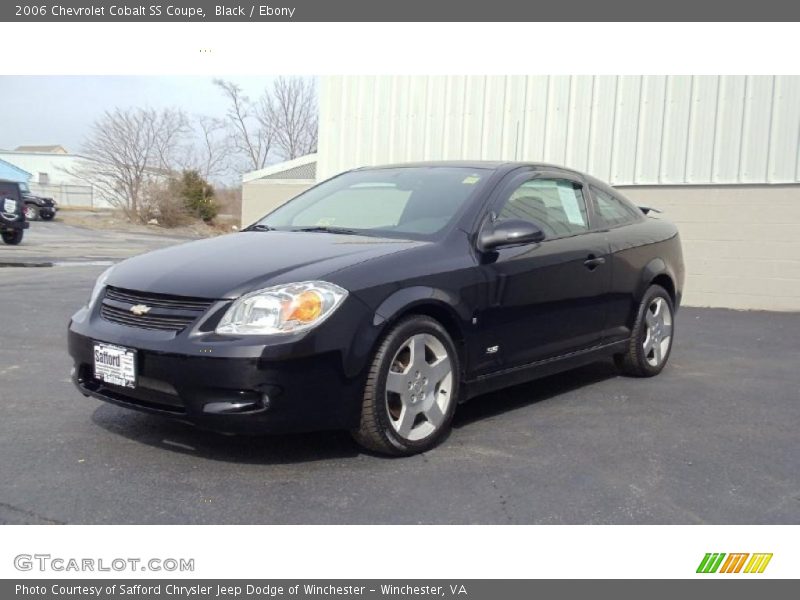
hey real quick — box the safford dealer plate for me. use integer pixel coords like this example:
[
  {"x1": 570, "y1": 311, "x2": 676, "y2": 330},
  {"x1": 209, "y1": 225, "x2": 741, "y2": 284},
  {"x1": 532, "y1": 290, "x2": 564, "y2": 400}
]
[{"x1": 93, "y1": 342, "x2": 137, "y2": 388}]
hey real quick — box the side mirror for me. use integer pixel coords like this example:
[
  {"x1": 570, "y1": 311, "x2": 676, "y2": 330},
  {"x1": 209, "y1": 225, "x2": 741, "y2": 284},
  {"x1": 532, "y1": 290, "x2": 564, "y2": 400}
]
[{"x1": 478, "y1": 218, "x2": 545, "y2": 251}]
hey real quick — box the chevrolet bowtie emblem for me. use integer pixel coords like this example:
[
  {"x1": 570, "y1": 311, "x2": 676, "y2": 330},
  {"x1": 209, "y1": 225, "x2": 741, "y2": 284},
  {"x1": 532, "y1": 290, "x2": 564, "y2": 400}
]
[{"x1": 130, "y1": 304, "x2": 151, "y2": 316}]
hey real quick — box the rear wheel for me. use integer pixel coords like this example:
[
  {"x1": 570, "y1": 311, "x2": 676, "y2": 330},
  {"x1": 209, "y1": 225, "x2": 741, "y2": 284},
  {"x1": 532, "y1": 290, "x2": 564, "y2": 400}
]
[
  {"x1": 24, "y1": 204, "x2": 38, "y2": 220},
  {"x1": 615, "y1": 284, "x2": 674, "y2": 377},
  {"x1": 1, "y1": 229, "x2": 24, "y2": 245},
  {"x1": 352, "y1": 316, "x2": 460, "y2": 456}
]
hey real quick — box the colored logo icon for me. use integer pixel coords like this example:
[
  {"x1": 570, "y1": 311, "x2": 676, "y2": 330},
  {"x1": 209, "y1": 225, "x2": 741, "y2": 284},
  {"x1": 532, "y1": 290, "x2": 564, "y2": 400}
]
[{"x1": 697, "y1": 553, "x2": 773, "y2": 574}]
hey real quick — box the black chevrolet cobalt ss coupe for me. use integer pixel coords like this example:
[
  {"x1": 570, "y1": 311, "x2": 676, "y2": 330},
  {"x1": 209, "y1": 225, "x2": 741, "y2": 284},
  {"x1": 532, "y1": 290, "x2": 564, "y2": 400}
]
[{"x1": 69, "y1": 162, "x2": 684, "y2": 455}]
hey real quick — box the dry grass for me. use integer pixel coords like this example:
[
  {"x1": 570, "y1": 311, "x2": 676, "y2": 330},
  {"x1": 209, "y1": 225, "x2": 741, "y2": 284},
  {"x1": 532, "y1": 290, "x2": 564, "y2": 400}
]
[
  {"x1": 55, "y1": 184, "x2": 242, "y2": 235},
  {"x1": 58, "y1": 209, "x2": 239, "y2": 238}
]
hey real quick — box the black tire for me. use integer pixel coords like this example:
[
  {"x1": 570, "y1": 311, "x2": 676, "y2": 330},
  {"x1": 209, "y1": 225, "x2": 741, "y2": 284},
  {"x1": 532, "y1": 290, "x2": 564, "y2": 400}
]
[
  {"x1": 614, "y1": 284, "x2": 675, "y2": 377},
  {"x1": 352, "y1": 315, "x2": 460, "y2": 456},
  {"x1": 40, "y1": 212, "x2": 54, "y2": 221},
  {"x1": 1, "y1": 229, "x2": 24, "y2": 245},
  {"x1": 24, "y1": 204, "x2": 38, "y2": 221}
]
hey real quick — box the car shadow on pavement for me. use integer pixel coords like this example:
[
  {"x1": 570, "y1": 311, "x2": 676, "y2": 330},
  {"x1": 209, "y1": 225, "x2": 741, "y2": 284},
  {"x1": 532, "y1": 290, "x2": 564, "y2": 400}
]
[
  {"x1": 452, "y1": 360, "x2": 619, "y2": 428},
  {"x1": 90, "y1": 360, "x2": 620, "y2": 464},
  {"x1": 90, "y1": 406, "x2": 361, "y2": 465}
]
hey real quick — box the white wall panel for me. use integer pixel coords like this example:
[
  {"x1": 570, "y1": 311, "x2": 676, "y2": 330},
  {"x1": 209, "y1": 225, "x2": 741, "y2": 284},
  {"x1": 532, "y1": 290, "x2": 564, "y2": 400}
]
[
  {"x1": 318, "y1": 75, "x2": 800, "y2": 185},
  {"x1": 634, "y1": 75, "x2": 667, "y2": 184},
  {"x1": 586, "y1": 76, "x2": 616, "y2": 183},
  {"x1": 519, "y1": 75, "x2": 549, "y2": 162},
  {"x1": 461, "y1": 76, "x2": 486, "y2": 161},
  {"x1": 610, "y1": 75, "x2": 642, "y2": 184},
  {"x1": 712, "y1": 75, "x2": 747, "y2": 183},
  {"x1": 740, "y1": 75, "x2": 775, "y2": 183},
  {"x1": 543, "y1": 76, "x2": 571, "y2": 164},
  {"x1": 500, "y1": 76, "x2": 527, "y2": 160},
  {"x1": 768, "y1": 75, "x2": 800, "y2": 183},
  {"x1": 659, "y1": 75, "x2": 693, "y2": 183},
  {"x1": 685, "y1": 75, "x2": 720, "y2": 183},
  {"x1": 564, "y1": 75, "x2": 593, "y2": 173},
  {"x1": 422, "y1": 76, "x2": 447, "y2": 161},
  {"x1": 442, "y1": 75, "x2": 467, "y2": 159}
]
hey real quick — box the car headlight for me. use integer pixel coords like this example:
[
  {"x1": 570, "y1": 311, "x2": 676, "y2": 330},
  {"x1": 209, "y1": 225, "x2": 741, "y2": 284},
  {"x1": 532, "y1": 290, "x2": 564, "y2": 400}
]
[
  {"x1": 88, "y1": 266, "x2": 114, "y2": 308},
  {"x1": 216, "y1": 281, "x2": 348, "y2": 336}
]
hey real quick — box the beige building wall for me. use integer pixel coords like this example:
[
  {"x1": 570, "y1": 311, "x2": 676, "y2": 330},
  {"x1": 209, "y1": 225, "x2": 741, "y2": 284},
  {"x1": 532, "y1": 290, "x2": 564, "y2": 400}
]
[
  {"x1": 241, "y1": 181, "x2": 313, "y2": 228},
  {"x1": 618, "y1": 185, "x2": 800, "y2": 312}
]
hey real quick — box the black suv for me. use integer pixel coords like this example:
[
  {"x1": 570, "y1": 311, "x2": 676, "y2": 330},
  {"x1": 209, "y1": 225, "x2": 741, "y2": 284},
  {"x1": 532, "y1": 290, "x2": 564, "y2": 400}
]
[
  {"x1": 20, "y1": 183, "x2": 57, "y2": 221},
  {"x1": 0, "y1": 179, "x2": 29, "y2": 245}
]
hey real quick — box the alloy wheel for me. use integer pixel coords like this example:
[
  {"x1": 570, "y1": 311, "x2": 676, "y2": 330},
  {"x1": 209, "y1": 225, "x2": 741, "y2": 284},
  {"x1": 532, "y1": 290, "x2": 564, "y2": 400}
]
[
  {"x1": 385, "y1": 333, "x2": 453, "y2": 441},
  {"x1": 643, "y1": 297, "x2": 672, "y2": 367}
]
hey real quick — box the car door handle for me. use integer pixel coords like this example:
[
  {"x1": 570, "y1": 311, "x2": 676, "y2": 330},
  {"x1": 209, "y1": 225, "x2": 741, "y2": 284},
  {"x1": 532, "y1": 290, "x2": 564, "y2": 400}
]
[{"x1": 583, "y1": 255, "x2": 606, "y2": 270}]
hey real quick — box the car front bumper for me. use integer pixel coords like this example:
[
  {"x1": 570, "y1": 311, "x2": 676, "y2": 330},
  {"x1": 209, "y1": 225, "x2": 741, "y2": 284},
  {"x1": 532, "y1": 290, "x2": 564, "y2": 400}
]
[{"x1": 67, "y1": 297, "x2": 379, "y2": 434}]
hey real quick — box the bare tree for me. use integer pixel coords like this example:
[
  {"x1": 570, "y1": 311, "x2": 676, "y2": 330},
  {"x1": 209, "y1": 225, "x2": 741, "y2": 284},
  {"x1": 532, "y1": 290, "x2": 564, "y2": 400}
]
[
  {"x1": 180, "y1": 115, "x2": 231, "y2": 181},
  {"x1": 67, "y1": 107, "x2": 190, "y2": 221},
  {"x1": 213, "y1": 79, "x2": 273, "y2": 171},
  {"x1": 215, "y1": 77, "x2": 318, "y2": 172},
  {"x1": 258, "y1": 77, "x2": 318, "y2": 160}
]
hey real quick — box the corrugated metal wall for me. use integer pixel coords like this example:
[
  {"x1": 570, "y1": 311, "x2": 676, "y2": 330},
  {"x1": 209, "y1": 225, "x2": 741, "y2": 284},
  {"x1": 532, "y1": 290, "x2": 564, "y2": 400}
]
[{"x1": 317, "y1": 75, "x2": 800, "y2": 185}]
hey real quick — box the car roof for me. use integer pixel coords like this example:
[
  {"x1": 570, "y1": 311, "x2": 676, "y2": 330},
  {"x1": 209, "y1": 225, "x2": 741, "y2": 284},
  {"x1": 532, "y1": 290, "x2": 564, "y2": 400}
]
[
  {"x1": 351, "y1": 161, "x2": 640, "y2": 211},
  {"x1": 0, "y1": 179, "x2": 21, "y2": 184},
  {"x1": 355, "y1": 160, "x2": 586, "y2": 176}
]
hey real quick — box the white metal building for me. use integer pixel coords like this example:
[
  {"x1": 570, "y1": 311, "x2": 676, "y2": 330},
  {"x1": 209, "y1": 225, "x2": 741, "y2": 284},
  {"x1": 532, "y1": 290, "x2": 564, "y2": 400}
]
[
  {"x1": 316, "y1": 76, "x2": 800, "y2": 185},
  {"x1": 0, "y1": 149, "x2": 111, "y2": 207},
  {"x1": 311, "y1": 75, "x2": 800, "y2": 311}
]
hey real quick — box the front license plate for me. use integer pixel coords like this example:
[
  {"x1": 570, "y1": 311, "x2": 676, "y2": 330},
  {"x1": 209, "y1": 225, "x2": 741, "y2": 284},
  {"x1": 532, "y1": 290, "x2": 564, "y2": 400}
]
[{"x1": 93, "y1": 342, "x2": 137, "y2": 388}]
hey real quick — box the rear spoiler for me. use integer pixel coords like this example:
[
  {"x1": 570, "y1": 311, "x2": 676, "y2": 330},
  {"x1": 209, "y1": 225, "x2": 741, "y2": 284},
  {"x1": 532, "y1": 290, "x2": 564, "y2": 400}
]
[{"x1": 638, "y1": 206, "x2": 661, "y2": 215}]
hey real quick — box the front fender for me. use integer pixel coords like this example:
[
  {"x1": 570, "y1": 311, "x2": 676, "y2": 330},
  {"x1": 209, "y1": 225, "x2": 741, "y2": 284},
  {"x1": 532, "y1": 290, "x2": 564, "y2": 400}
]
[{"x1": 372, "y1": 285, "x2": 471, "y2": 327}]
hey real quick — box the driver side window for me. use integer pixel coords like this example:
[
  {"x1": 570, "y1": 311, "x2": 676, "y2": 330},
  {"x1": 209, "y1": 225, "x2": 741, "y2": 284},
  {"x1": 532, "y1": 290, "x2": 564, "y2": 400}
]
[{"x1": 497, "y1": 179, "x2": 589, "y2": 238}]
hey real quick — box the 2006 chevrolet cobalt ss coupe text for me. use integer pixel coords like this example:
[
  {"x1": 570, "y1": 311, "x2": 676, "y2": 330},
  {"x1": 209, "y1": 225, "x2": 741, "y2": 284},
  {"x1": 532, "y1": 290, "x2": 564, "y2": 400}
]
[{"x1": 68, "y1": 162, "x2": 684, "y2": 455}]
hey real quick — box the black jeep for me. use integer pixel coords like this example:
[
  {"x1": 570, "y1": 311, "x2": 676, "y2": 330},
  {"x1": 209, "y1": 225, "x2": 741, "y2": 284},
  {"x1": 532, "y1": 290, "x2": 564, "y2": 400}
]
[
  {"x1": 20, "y1": 182, "x2": 57, "y2": 221},
  {"x1": 0, "y1": 179, "x2": 30, "y2": 245}
]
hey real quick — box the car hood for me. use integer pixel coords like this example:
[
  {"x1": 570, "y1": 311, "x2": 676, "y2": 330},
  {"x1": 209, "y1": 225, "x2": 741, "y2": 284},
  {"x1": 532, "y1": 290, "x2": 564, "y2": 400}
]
[{"x1": 106, "y1": 231, "x2": 426, "y2": 299}]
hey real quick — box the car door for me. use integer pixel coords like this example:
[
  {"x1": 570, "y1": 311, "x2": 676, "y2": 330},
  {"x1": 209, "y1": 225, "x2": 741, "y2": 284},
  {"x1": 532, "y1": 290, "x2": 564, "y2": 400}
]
[{"x1": 471, "y1": 170, "x2": 611, "y2": 373}]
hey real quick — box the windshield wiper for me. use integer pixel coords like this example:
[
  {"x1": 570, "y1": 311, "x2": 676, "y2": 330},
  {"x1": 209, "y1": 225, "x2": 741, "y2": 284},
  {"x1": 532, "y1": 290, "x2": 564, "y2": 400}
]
[
  {"x1": 289, "y1": 226, "x2": 361, "y2": 235},
  {"x1": 244, "y1": 223, "x2": 276, "y2": 232}
]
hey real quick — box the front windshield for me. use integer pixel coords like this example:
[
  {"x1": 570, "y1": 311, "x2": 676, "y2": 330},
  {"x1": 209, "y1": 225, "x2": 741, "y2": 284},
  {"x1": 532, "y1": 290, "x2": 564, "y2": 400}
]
[
  {"x1": 19, "y1": 182, "x2": 30, "y2": 193},
  {"x1": 255, "y1": 167, "x2": 489, "y2": 239}
]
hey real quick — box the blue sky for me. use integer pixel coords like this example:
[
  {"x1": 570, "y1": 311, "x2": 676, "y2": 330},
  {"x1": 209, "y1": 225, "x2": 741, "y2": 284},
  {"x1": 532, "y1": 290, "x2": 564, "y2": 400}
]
[{"x1": 0, "y1": 76, "x2": 278, "y2": 153}]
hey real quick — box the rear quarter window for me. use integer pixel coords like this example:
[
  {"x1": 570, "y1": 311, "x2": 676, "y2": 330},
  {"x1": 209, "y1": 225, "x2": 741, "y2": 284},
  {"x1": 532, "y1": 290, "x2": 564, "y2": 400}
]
[{"x1": 591, "y1": 186, "x2": 641, "y2": 228}]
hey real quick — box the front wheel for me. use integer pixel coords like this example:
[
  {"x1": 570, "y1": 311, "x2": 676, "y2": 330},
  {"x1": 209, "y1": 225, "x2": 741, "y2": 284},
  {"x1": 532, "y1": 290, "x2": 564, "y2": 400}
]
[
  {"x1": 1, "y1": 229, "x2": 24, "y2": 245},
  {"x1": 40, "y1": 212, "x2": 54, "y2": 221},
  {"x1": 615, "y1": 284, "x2": 674, "y2": 377},
  {"x1": 352, "y1": 316, "x2": 460, "y2": 456}
]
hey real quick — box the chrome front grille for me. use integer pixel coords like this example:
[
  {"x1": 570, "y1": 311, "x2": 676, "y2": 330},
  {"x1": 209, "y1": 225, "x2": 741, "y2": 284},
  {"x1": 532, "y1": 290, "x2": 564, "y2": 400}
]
[{"x1": 100, "y1": 286, "x2": 214, "y2": 332}]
